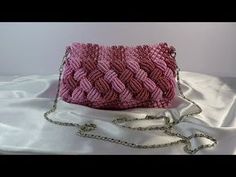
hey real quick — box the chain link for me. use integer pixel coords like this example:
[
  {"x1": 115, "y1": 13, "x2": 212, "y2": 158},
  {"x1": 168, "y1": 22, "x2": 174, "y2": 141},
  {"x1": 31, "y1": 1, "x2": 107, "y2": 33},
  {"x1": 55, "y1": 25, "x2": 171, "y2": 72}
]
[{"x1": 44, "y1": 47, "x2": 217, "y2": 154}]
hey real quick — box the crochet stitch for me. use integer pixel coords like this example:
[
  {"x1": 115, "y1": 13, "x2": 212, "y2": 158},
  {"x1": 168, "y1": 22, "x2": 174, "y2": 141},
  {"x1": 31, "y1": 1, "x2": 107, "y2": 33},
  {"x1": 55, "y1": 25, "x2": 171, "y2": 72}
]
[{"x1": 59, "y1": 42, "x2": 177, "y2": 109}]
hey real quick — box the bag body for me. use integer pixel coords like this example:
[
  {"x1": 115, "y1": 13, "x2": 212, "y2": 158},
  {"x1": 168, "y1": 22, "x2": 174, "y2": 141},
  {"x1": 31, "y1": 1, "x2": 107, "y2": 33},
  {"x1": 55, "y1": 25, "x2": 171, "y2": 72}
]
[{"x1": 59, "y1": 42, "x2": 177, "y2": 109}]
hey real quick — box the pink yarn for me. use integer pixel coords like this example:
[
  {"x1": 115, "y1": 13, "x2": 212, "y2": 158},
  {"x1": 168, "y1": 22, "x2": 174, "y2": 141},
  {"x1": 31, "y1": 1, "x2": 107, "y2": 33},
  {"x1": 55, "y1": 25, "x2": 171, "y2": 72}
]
[{"x1": 59, "y1": 42, "x2": 177, "y2": 109}]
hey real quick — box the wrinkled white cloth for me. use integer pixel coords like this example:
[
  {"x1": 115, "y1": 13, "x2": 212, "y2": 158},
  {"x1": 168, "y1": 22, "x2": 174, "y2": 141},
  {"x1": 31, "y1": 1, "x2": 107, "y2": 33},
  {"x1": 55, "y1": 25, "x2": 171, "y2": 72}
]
[{"x1": 0, "y1": 71, "x2": 236, "y2": 154}]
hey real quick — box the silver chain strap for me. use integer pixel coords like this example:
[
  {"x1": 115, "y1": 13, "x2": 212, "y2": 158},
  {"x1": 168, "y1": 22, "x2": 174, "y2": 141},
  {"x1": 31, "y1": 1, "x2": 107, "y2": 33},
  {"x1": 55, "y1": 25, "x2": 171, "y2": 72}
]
[{"x1": 44, "y1": 48, "x2": 217, "y2": 154}]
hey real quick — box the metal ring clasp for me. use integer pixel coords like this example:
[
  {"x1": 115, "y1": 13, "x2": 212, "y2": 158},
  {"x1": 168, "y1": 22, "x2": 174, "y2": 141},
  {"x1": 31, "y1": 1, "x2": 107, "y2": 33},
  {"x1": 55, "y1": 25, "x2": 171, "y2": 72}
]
[{"x1": 169, "y1": 46, "x2": 176, "y2": 58}]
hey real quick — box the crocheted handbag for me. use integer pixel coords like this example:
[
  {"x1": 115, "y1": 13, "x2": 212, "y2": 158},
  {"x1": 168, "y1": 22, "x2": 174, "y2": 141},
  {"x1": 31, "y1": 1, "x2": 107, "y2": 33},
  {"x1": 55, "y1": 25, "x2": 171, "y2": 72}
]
[
  {"x1": 59, "y1": 42, "x2": 177, "y2": 109},
  {"x1": 44, "y1": 42, "x2": 217, "y2": 154}
]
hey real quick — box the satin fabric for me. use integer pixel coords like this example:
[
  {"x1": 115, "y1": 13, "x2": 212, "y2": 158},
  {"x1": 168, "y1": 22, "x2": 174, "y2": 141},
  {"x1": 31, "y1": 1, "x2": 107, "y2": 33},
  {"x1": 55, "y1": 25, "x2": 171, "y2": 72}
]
[{"x1": 0, "y1": 71, "x2": 235, "y2": 154}]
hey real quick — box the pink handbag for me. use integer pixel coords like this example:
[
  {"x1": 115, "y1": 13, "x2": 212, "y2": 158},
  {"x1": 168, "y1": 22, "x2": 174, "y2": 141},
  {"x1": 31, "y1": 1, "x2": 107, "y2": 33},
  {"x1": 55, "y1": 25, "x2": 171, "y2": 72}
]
[
  {"x1": 44, "y1": 42, "x2": 217, "y2": 154},
  {"x1": 59, "y1": 42, "x2": 177, "y2": 109}
]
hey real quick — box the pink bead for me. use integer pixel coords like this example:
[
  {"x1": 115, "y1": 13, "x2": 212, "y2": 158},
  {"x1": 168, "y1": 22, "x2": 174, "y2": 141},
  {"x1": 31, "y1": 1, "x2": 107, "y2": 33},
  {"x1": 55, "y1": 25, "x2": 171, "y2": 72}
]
[
  {"x1": 152, "y1": 87, "x2": 163, "y2": 100},
  {"x1": 126, "y1": 60, "x2": 140, "y2": 73},
  {"x1": 74, "y1": 68, "x2": 87, "y2": 81},
  {"x1": 72, "y1": 87, "x2": 84, "y2": 100},
  {"x1": 143, "y1": 78, "x2": 156, "y2": 92},
  {"x1": 80, "y1": 78, "x2": 92, "y2": 92},
  {"x1": 87, "y1": 88, "x2": 101, "y2": 102},
  {"x1": 104, "y1": 70, "x2": 117, "y2": 83},
  {"x1": 112, "y1": 78, "x2": 125, "y2": 93},
  {"x1": 135, "y1": 69, "x2": 148, "y2": 81}
]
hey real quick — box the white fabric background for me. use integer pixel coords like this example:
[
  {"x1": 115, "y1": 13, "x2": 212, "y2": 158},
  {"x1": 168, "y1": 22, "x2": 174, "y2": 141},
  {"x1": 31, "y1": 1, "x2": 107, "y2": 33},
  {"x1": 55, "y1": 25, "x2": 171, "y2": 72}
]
[{"x1": 0, "y1": 71, "x2": 236, "y2": 154}]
